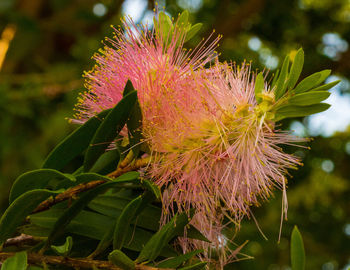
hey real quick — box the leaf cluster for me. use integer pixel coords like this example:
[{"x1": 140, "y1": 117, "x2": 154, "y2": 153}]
[{"x1": 0, "y1": 81, "x2": 208, "y2": 270}]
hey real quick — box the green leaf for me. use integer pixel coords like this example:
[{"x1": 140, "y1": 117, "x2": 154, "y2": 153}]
[
  {"x1": 29, "y1": 209, "x2": 114, "y2": 240},
  {"x1": 136, "y1": 211, "x2": 193, "y2": 263},
  {"x1": 316, "y1": 69, "x2": 331, "y2": 84},
  {"x1": 75, "y1": 172, "x2": 112, "y2": 184},
  {"x1": 47, "y1": 172, "x2": 139, "y2": 244},
  {"x1": 254, "y1": 72, "x2": 264, "y2": 103},
  {"x1": 9, "y1": 169, "x2": 74, "y2": 204},
  {"x1": 108, "y1": 250, "x2": 135, "y2": 270},
  {"x1": 275, "y1": 103, "x2": 330, "y2": 121},
  {"x1": 185, "y1": 225, "x2": 210, "y2": 243},
  {"x1": 84, "y1": 91, "x2": 137, "y2": 171},
  {"x1": 141, "y1": 179, "x2": 161, "y2": 200},
  {"x1": 0, "y1": 189, "x2": 59, "y2": 245},
  {"x1": 271, "y1": 69, "x2": 280, "y2": 88},
  {"x1": 26, "y1": 208, "x2": 175, "y2": 255},
  {"x1": 287, "y1": 48, "x2": 304, "y2": 90},
  {"x1": 157, "y1": 249, "x2": 203, "y2": 268},
  {"x1": 311, "y1": 80, "x2": 340, "y2": 91},
  {"x1": 275, "y1": 55, "x2": 290, "y2": 99},
  {"x1": 291, "y1": 226, "x2": 305, "y2": 270},
  {"x1": 288, "y1": 91, "x2": 330, "y2": 106},
  {"x1": 176, "y1": 10, "x2": 189, "y2": 28},
  {"x1": 42, "y1": 109, "x2": 111, "y2": 170},
  {"x1": 293, "y1": 71, "x2": 325, "y2": 93},
  {"x1": 113, "y1": 196, "x2": 143, "y2": 250},
  {"x1": 158, "y1": 12, "x2": 173, "y2": 42},
  {"x1": 1, "y1": 252, "x2": 27, "y2": 270},
  {"x1": 123, "y1": 81, "x2": 143, "y2": 157},
  {"x1": 122, "y1": 79, "x2": 135, "y2": 96},
  {"x1": 89, "y1": 223, "x2": 115, "y2": 257},
  {"x1": 88, "y1": 193, "x2": 160, "y2": 231},
  {"x1": 89, "y1": 149, "x2": 120, "y2": 175},
  {"x1": 185, "y1": 23, "x2": 202, "y2": 42},
  {"x1": 51, "y1": 236, "x2": 73, "y2": 256},
  {"x1": 179, "y1": 262, "x2": 207, "y2": 270}
]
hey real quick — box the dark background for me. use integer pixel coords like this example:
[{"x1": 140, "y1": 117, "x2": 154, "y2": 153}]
[{"x1": 0, "y1": 0, "x2": 349, "y2": 269}]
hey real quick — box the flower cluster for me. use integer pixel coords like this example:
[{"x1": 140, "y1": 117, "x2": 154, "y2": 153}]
[{"x1": 74, "y1": 12, "x2": 329, "y2": 266}]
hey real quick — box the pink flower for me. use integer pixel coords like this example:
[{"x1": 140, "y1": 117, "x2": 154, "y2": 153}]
[
  {"x1": 75, "y1": 16, "x2": 305, "y2": 266},
  {"x1": 148, "y1": 62, "x2": 305, "y2": 265}
]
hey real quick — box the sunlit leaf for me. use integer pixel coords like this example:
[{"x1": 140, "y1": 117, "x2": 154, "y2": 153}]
[
  {"x1": 254, "y1": 72, "x2": 264, "y2": 103},
  {"x1": 291, "y1": 226, "x2": 305, "y2": 270},
  {"x1": 185, "y1": 23, "x2": 202, "y2": 42},
  {"x1": 311, "y1": 80, "x2": 340, "y2": 91},
  {"x1": 288, "y1": 91, "x2": 330, "y2": 106},
  {"x1": 275, "y1": 103, "x2": 330, "y2": 121},
  {"x1": 287, "y1": 48, "x2": 304, "y2": 90},
  {"x1": 275, "y1": 55, "x2": 290, "y2": 99}
]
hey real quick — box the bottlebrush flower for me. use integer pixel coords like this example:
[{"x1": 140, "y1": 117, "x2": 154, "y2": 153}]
[
  {"x1": 148, "y1": 61, "x2": 306, "y2": 266},
  {"x1": 75, "y1": 12, "x2": 333, "y2": 268}
]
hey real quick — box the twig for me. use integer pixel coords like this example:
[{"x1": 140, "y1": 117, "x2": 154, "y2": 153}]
[
  {"x1": 0, "y1": 252, "x2": 166, "y2": 270},
  {"x1": 3, "y1": 234, "x2": 41, "y2": 248},
  {"x1": 32, "y1": 157, "x2": 150, "y2": 214}
]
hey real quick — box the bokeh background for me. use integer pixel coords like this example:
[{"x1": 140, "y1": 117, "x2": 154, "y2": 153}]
[{"x1": 0, "y1": 0, "x2": 349, "y2": 269}]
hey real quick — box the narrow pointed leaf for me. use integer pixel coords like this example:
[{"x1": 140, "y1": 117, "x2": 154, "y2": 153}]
[
  {"x1": 51, "y1": 236, "x2": 73, "y2": 256},
  {"x1": 184, "y1": 225, "x2": 210, "y2": 242},
  {"x1": 1, "y1": 252, "x2": 27, "y2": 270},
  {"x1": 157, "y1": 249, "x2": 203, "y2": 268},
  {"x1": 42, "y1": 109, "x2": 111, "y2": 170},
  {"x1": 287, "y1": 48, "x2": 304, "y2": 90},
  {"x1": 109, "y1": 250, "x2": 135, "y2": 270},
  {"x1": 136, "y1": 211, "x2": 193, "y2": 263},
  {"x1": 185, "y1": 23, "x2": 202, "y2": 42},
  {"x1": 176, "y1": 10, "x2": 189, "y2": 28},
  {"x1": 0, "y1": 189, "x2": 59, "y2": 245},
  {"x1": 275, "y1": 55, "x2": 290, "y2": 99},
  {"x1": 159, "y1": 12, "x2": 173, "y2": 42},
  {"x1": 293, "y1": 71, "x2": 330, "y2": 93},
  {"x1": 316, "y1": 69, "x2": 331, "y2": 84},
  {"x1": 271, "y1": 69, "x2": 280, "y2": 88},
  {"x1": 311, "y1": 80, "x2": 340, "y2": 91},
  {"x1": 9, "y1": 169, "x2": 74, "y2": 203},
  {"x1": 113, "y1": 196, "x2": 143, "y2": 250},
  {"x1": 141, "y1": 179, "x2": 161, "y2": 199},
  {"x1": 84, "y1": 91, "x2": 137, "y2": 171},
  {"x1": 179, "y1": 262, "x2": 207, "y2": 270},
  {"x1": 89, "y1": 149, "x2": 120, "y2": 174},
  {"x1": 291, "y1": 226, "x2": 305, "y2": 270},
  {"x1": 254, "y1": 72, "x2": 264, "y2": 103},
  {"x1": 47, "y1": 172, "x2": 139, "y2": 244},
  {"x1": 288, "y1": 91, "x2": 330, "y2": 106},
  {"x1": 275, "y1": 103, "x2": 330, "y2": 121},
  {"x1": 123, "y1": 81, "x2": 143, "y2": 157}
]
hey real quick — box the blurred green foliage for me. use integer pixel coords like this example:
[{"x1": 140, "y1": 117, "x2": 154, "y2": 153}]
[{"x1": 0, "y1": 0, "x2": 349, "y2": 269}]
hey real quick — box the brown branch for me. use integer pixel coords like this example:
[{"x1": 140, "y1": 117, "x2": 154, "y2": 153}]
[
  {"x1": 0, "y1": 252, "x2": 166, "y2": 270},
  {"x1": 32, "y1": 157, "x2": 150, "y2": 214},
  {"x1": 3, "y1": 234, "x2": 41, "y2": 248}
]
